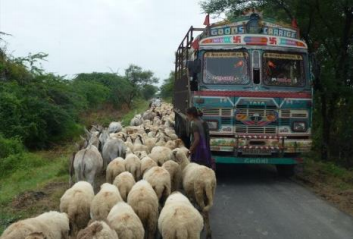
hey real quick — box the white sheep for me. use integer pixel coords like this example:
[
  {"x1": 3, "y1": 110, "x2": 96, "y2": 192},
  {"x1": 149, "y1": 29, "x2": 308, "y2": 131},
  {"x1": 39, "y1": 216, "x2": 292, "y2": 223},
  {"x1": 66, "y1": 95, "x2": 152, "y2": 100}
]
[
  {"x1": 144, "y1": 138, "x2": 157, "y2": 153},
  {"x1": 125, "y1": 153, "x2": 141, "y2": 180},
  {"x1": 77, "y1": 220, "x2": 118, "y2": 239},
  {"x1": 172, "y1": 148, "x2": 217, "y2": 239},
  {"x1": 90, "y1": 183, "x2": 123, "y2": 221},
  {"x1": 143, "y1": 166, "x2": 171, "y2": 205},
  {"x1": 112, "y1": 171, "x2": 136, "y2": 202},
  {"x1": 107, "y1": 202, "x2": 145, "y2": 239},
  {"x1": 108, "y1": 121, "x2": 123, "y2": 134},
  {"x1": 127, "y1": 180, "x2": 159, "y2": 239},
  {"x1": 130, "y1": 114, "x2": 143, "y2": 126},
  {"x1": 149, "y1": 146, "x2": 173, "y2": 166},
  {"x1": 106, "y1": 157, "x2": 125, "y2": 183},
  {"x1": 135, "y1": 150, "x2": 148, "y2": 160},
  {"x1": 133, "y1": 134, "x2": 149, "y2": 153},
  {"x1": 1, "y1": 211, "x2": 69, "y2": 239},
  {"x1": 158, "y1": 192, "x2": 204, "y2": 239},
  {"x1": 60, "y1": 181, "x2": 94, "y2": 237},
  {"x1": 162, "y1": 160, "x2": 182, "y2": 192},
  {"x1": 141, "y1": 156, "x2": 158, "y2": 176}
]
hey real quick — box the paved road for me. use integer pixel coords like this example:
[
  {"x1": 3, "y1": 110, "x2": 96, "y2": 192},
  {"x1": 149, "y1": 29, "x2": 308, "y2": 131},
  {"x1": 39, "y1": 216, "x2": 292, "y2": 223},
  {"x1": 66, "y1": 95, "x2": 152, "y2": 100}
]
[{"x1": 208, "y1": 164, "x2": 353, "y2": 239}]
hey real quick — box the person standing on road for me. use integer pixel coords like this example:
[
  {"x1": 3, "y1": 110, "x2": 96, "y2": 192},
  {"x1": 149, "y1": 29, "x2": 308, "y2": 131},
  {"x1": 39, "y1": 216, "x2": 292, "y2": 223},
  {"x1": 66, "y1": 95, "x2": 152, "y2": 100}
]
[{"x1": 186, "y1": 107, "x2": 212, "y2": 168}]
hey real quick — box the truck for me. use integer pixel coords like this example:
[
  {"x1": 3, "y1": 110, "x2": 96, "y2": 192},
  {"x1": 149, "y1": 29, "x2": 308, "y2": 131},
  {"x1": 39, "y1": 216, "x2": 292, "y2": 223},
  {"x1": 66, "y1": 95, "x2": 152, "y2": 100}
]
[{"x1": 173, "y1": 11, "x2": 313, "y2": 176}]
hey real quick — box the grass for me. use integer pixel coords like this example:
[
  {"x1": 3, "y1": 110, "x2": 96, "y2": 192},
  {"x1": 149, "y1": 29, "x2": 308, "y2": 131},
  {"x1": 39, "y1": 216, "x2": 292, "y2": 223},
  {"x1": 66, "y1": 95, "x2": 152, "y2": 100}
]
[
  {"x1": 0, "y1": 99, "x2": 149, "y2": 235},
  {"x1": 295, "y1": 155, "x2": 353, "y2": 215},
  {"x1": 121, "y1": 99, "x2": 150, "y2": 125}
]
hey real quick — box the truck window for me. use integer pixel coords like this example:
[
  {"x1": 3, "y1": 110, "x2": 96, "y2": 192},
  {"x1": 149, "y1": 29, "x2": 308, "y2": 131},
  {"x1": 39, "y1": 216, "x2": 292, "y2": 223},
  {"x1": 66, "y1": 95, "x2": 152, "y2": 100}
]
[
  {"x1": 203, "y1": 51, "x2": 250, "y2": 85},
  {"x1": 263, "y1": 52, "x2": 305, "y2": 87}
]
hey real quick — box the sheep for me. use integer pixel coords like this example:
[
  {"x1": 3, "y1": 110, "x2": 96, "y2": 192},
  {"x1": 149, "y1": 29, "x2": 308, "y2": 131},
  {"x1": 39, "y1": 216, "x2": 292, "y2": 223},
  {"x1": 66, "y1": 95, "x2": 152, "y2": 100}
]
[
  {"x1": 144, "y1": 137, "x2": 157, "y2": 153},
  {"x1": 91, "y1": 183, "x2": 123, "y2": 221},
  {"x1": 143, "y1": 166, "x2": 171, "y2": 205},
  {"x1": 172, "y1": 148, "x2": 217, "y2": 239},
  {"x1": 165, "y1": 140, "x2": 177, "y2": 150},
  {"x1": 108, "y1": 121, "x2": 123, "y2": 134},
  {"x1": 162, "y1": 160, "x2": 182, "y2": 192},
  {"x1": 124, "y1": 135, "x2": 134, "y2": 152},
  {"x1": 107, "y1": 202, "x2": 144, "y2": 239},
  {"x1": 106, "y1": 157, "x2": 125, "y2": 183},
  {"x1": 149, "y1": 146, "x2": 173, "y2": 166},
  {"x1": 60, "y1": 181, "x2": 94, "y2": 237},
  {"x1": 127, "y1": 180, "x2": 159, "y2": 239},
  {"x1": 70, "y1": 145, "x2": 103, "y2": 188},
  {"x1": 77, "y1": 221, "x2": 118, "y2": 239},
  {"x1": 141, "y1": 156, "x2": 157, "y2": 176},
  {"x1": 158, "y1": 192, "x2": 204, "y2": 239},
  {"x1": 135, "y1": 150, "x2": 148, "y2": 160},
  {"x1": 1, "y1": 211, "x2": 69, "y2": 239},
  {"x1": 112, "y1": 171, "x2": 136, "y2": 202},
  {"x1": 130, "y1": 114, "x2": 143, "y2": 126},
  {"x1": 102, "y1": 138, "x2": 127, "y2": 169},
  {"x1": 133, "y1": 135, "x2": 149, "y2": 153},
  {"x1": 125, "y1": 153, "x2": 142, "y2": 180}
]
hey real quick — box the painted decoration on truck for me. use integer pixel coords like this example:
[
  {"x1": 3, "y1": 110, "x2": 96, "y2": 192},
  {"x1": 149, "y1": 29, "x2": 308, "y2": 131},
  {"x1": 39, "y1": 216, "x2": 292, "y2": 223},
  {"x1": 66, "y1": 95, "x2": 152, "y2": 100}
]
[
  {"x1": 235, "y1": 109, "x2": 278, "y2": 126},
  {"x1": 209, "y1": 13, "x2": 298, "y2": 39},
  {"x1": 200, "y1": 35, "x2": 307, "y2": 49}
]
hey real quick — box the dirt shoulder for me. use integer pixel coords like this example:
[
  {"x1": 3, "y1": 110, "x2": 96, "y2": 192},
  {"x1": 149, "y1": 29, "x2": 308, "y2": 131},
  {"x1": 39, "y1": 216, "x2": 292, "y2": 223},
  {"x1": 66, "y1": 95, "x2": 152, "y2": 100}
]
[{"x1": 294, "y1": 158, "x2": 353, "y2": 216}]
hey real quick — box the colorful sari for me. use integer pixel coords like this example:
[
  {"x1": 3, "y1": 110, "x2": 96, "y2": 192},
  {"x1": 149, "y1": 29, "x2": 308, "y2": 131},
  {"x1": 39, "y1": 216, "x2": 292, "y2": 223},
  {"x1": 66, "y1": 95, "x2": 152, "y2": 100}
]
[{"x1": 190, "y1": 119, "x2": 212, "y2": 168}]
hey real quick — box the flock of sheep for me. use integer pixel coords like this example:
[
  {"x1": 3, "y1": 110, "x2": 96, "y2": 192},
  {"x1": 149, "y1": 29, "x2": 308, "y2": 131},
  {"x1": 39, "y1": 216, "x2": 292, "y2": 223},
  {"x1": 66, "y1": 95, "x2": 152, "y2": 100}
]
[{"x1": 1, "y1": 103, "x2": 217, "y2": 239}]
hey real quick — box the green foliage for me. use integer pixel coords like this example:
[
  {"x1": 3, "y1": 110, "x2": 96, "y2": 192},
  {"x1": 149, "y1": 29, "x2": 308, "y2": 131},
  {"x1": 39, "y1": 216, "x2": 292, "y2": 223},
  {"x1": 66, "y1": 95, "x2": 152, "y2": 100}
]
[
  {"x1": 0, "y1": 135, "x2": 24, "y2": 159},
  {"x1": 0, "y1": 153, "x2": 47, "y2": 180},
  {"x1": 141, "y1": 84, "x2": 158, "y2": 100},
  {"x1": 160, "y1": 71, "x2": 175, "y2": 99},
  {"x1": 121, "y1": 99, "x2": 150, "y2": 125}
]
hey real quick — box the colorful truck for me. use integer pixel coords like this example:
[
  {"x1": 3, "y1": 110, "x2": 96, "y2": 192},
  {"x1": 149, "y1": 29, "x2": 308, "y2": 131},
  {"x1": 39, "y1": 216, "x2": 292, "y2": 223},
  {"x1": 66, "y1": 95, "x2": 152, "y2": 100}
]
[{"x1": 173, "y1": 12, "x2": 313, "y2": 176}]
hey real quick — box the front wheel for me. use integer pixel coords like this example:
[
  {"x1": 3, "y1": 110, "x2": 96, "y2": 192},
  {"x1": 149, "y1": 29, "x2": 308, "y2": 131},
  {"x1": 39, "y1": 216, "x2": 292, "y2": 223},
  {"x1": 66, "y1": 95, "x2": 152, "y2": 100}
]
[{"x1": 276, "y1": 165, "x2": 295, "y2": 177}]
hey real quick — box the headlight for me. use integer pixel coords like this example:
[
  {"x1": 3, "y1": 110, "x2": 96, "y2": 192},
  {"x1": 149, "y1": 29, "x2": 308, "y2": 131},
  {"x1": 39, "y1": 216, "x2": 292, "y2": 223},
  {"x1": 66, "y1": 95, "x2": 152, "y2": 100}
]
[
  {"x1": 206, "y1": 120, "x2": 218, "y2": 130},
  {"x1": 292, "y1": 121, "x2": 307, "y2": 132}
]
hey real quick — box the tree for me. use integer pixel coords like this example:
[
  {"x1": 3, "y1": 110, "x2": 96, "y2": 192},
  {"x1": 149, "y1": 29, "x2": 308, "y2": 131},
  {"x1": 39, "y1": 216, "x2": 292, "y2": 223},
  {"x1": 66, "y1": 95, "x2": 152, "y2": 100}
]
[
  {"x1": 125, "y1": 64, "x2": 159, "y2": 87},
  {"x1": 141, "y1": 84, "x2": 158, "y2": 100},
  {"x1": 160, "y1": 71, "x2": 175, "y2": 99},
  {"x1": 200, "y1": 0, "x2": 353, "y2": 163},
  {"x1": 125, "y1": 64, "x2": 159, "y2": 107}
]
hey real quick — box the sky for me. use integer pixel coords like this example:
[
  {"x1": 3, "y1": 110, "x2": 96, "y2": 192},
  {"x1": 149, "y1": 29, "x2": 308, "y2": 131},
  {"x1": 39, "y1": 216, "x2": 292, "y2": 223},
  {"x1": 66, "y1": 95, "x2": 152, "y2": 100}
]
[{"x1": 0, "y1": 0, "x2": 224, "y2": 84}]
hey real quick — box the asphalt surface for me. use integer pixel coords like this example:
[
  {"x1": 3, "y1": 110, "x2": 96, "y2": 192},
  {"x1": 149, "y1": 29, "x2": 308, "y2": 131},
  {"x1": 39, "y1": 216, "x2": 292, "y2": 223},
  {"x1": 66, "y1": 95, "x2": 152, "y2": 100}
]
[{"x1": 208, "y1": 164, "x2": 353, "y2": 239}]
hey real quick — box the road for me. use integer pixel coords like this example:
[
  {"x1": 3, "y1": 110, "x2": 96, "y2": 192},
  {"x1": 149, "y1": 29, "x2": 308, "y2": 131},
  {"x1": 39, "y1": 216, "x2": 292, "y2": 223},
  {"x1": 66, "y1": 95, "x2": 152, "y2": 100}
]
[{"x1": 208, "y1": 164, "x2": 353, "y2": 239}]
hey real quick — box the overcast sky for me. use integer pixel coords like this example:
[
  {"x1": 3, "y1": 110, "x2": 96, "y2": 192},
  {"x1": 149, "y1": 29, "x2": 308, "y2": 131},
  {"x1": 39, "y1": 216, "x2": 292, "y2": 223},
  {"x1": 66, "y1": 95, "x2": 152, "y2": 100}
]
[{"x1": 0, "y1": 0, "x2": 222, "y2": 84}]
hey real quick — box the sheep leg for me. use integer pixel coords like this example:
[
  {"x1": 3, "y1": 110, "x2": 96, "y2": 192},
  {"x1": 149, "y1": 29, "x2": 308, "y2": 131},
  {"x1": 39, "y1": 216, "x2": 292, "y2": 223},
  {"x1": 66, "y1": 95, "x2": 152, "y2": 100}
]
[{"x1": 203, "y1": 210, "x2": 212, "y2": 239}]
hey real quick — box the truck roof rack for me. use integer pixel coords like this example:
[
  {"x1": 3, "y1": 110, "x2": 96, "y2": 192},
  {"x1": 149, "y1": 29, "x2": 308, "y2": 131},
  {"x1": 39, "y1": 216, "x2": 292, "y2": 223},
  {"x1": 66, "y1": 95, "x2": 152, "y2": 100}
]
[{"x1": 175, "y1": 26, "x2": 205, "y2": 82}]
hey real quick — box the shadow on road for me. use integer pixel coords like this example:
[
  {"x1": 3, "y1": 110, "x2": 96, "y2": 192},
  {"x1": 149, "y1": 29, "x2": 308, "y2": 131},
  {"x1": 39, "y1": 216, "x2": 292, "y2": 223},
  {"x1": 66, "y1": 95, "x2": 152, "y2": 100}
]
[{"x1": 215, "y1": 163, "x2": 287, "y2": 185}]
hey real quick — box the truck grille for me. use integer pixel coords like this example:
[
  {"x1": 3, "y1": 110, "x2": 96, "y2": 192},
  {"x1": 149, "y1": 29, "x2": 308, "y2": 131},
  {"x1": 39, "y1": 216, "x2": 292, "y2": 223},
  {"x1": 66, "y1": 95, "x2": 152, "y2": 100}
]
[
  {"x1": 236, "y1": 126, "x2": 277, "y2": 134},
  {"x1": 236, "y1": 108, "x2": 277, "y2": 117},
  {"x1": 203, "y1": 108, "x2": 232, "y2": 116}
]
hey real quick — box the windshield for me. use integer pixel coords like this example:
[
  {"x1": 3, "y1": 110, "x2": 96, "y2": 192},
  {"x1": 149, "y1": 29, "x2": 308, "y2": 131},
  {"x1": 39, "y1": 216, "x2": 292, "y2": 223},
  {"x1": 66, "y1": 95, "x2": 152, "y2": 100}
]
[
  {"x1": 203, "y1": 51, "x2": 250, "y2": 85},
  {"x1": 263, "y1": 52, "x2": 305, "y2": 87}
]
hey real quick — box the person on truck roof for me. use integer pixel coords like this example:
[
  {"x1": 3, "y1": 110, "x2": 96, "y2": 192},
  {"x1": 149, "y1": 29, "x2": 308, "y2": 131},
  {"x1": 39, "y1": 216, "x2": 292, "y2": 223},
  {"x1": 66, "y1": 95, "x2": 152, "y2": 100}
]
[{"x1": 186, "y1": 107, "x2": 212, "y2": 168}]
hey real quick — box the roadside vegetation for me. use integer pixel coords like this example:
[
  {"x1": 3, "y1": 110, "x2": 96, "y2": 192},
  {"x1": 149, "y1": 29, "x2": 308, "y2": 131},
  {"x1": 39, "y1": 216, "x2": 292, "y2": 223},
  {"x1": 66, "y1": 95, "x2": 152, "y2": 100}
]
[{"x1": 0, "y1": 99, "x2": 149, "y2": 234}]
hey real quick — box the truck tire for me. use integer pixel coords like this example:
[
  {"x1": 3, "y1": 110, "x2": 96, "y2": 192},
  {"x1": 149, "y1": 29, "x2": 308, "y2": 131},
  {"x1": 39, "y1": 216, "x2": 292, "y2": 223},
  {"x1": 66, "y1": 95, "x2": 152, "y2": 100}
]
[{"x1": 276, "y1": 165, "x2": 295, "y2": 177}]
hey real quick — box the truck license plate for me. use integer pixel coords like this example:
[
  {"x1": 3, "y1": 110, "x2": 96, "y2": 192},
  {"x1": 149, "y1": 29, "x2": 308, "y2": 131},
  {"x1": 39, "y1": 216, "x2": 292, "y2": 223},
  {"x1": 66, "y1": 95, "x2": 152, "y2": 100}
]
[{"x1": 242, "y1": 148, "x2": 272, "y2": 156}]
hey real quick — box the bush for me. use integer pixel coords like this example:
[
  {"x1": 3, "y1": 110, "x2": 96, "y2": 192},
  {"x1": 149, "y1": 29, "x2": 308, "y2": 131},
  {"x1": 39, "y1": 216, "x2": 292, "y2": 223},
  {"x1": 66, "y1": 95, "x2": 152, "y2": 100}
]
[
  {"x1": 0, "y1": 152, "x2": 47, "y2": 179},
  {"x1": 0, "y1": 135, "x2": 24, "y2": 159}
]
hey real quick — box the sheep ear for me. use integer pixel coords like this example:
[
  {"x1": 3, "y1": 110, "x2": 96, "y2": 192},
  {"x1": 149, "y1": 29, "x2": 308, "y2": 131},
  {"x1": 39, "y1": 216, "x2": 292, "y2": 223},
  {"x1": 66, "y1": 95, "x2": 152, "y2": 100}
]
[{"x1": 84, "y1": 127, "x2": 90, "y2": 137}]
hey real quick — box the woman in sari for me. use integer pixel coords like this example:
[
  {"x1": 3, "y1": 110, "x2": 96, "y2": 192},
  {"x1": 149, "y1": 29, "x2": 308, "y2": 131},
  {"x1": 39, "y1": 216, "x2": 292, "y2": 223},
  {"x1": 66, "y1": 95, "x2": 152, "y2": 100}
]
[{"x1": 186, "y1": 107, "x2": 212, "y2": 168}]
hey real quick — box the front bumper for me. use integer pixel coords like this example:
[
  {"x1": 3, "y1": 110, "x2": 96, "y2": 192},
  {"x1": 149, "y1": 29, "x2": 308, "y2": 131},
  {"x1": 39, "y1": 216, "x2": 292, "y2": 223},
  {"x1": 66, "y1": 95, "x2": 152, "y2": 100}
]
[
  {"x1": 210, "y1": 136, "x2": 312, "y2": 155},
  {"x1": 214, "y1": 156, "x2": 303, "y2": 165}
]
